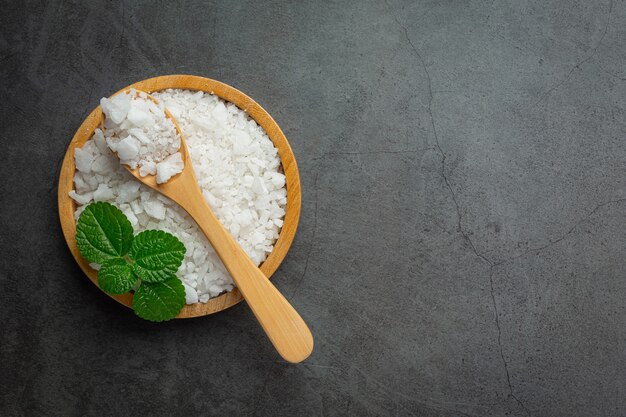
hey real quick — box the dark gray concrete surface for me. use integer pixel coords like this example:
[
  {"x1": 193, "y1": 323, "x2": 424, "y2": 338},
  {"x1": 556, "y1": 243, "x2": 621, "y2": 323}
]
[{"x1": 1, "y1": 0, "x2": 625, "y2": 415}]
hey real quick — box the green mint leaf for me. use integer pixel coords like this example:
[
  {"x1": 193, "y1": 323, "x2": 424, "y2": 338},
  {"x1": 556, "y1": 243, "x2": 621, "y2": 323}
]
[
  {"x1": 76, "y1": 202, "x2": 134, "y2": 264},
  {"x1": 98, "y1": 258, "x2": 137, "y2": 295},
  {"x1": 129, "y1": 230, "x2": 186, "y2": 283},
  {"x1": 132, "y1": 276, "x2": 185, "y2": 322}
]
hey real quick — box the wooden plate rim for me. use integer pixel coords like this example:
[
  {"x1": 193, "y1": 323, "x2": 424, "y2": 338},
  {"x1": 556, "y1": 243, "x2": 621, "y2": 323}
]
[{"x1": 57, "y1": 74, "x2": 302, "y2": 318}]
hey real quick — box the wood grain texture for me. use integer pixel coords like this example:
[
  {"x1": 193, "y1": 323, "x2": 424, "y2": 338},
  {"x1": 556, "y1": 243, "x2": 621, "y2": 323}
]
[{"x1": 58, "y1": 75, "x2": 302, "y2": 319}]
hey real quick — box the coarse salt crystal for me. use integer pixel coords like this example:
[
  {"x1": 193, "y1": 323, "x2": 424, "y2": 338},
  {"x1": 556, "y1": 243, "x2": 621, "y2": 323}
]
[
  {"x1": 74, "y1": 148, "x2": 93, "y2": 173},
  {"x1": 93, "y1": 184, "x2": 115, "y2": 201},
  {"x1": 155, "y1": 152, "x2": 184, "y2": 184},
  {"x1": 115, "y1": 136, "x2": 140, "y2": 161},
  {"x1": 183, "y1": 284, "x2": 198, "y2": 304},
  {"x1": 143, "y1": 200, "x2": 166, "y2": 220},
  {"x1": 69, "y1": 190, "x2": 93, "y2": 205},
  {"x1": 101, "y1": 90, "x2": 182, "y2": 181}
]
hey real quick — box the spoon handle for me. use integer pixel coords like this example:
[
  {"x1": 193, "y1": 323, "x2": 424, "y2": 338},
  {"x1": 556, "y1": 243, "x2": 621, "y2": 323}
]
[{"x1": 179, "y1": 192, "x2": 314, "y2": 363}]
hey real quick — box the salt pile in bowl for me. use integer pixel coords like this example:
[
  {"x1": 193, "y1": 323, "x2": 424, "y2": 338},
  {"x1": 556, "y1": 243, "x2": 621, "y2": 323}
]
[
  {"x1": 99, "y1": 89, "x2": 183, "y2": 184},
  {"x1": 69, "y1": 89, "x2": 287, "y2": 304}
]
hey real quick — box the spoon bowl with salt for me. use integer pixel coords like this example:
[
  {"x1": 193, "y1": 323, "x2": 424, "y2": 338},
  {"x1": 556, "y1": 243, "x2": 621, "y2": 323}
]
[{"x1": 103, "y1": 89, "x2": 313, "y2": 363}]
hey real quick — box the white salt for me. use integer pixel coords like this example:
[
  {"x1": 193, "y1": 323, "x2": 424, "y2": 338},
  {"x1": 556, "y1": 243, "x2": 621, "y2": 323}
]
[
  {"x1": 93, "y1": 184, "x2": 115, "y2": 201},
  {"x1": 70, "y1": 89, "x2": 287, "y2": 304},
  {"x1": 155, "y1": 152, "x2": 184, "y2": 184},
  {"x1": 74, "y1": 148, "x2": 93, "y2": 173},
  {"x1": 100, "y1": 90, "x2": 183, "y2": 183}
]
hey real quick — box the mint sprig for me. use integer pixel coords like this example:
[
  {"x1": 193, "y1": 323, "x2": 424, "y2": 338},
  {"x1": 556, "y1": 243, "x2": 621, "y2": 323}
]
[
  {"x1": 133, "y1": 276, "x2": 186, "y2": 322},
  {"x1": 76, "y1": 202, "x2": 187, "y2": 322},
  {"x1": 98, "y1": 258, "x2": 137, "y2": 294},
  {"x1": 130, "y1": 230, "x2": 186, "y2": 283},
  {"x1": 76, "y1": 202, "x2": 134, "y2": 264}
]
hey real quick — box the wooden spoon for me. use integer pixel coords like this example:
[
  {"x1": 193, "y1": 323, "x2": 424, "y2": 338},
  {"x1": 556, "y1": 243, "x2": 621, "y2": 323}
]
[{"x1": 104, "y1": 90, "x2": 313, "y2": 363}]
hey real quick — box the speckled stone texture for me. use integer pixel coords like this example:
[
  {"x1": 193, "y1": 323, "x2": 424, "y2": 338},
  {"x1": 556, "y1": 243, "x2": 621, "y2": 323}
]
[{"x1": 1, "y1": 0, "x2": 625, "y2": 416}]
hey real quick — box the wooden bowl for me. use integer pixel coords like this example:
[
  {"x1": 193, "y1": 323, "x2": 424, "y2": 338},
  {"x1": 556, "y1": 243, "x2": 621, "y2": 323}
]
[{"x1": 58, "y1": 75, "x2": 301, "y2": 318}]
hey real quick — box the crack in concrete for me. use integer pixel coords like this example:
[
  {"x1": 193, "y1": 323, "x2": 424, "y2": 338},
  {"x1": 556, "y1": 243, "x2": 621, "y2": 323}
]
[
  {"x1": 396, "y1": 18, "x2": 493, "y2": 266},
  {"x1": 525, "y1": 197, "x2": 626, "y2": 252},
  {"x1": 532, "y1": 0, "x2": 613, "y2": 107},
  {"x1": 493, "y1": 198, "x2": 626, "y2": 265},
  {"x1": 291, "y1": 168, "x2": 320, "y2": 299},
  {"x1": 489, "y1": 265, "x2": 531, "y2": 416},
  {"x1": 392, "y1": 14, "x2": 532, "y2": 415},
  {"x1": 479, "y1": 196, "x2": 626, "y2": 264}
]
